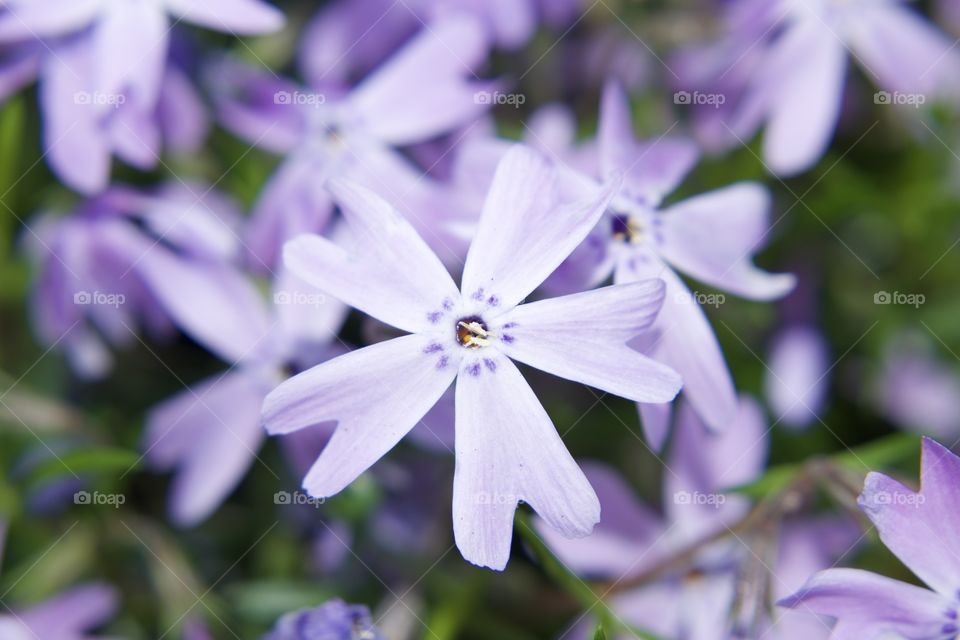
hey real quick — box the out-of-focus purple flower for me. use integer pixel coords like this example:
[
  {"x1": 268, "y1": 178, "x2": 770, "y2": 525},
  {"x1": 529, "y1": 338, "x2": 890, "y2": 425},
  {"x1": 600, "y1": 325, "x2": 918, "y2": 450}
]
[
  {"x1": 139, "y1": 261, "x2": 346, "y2": 525},
  {"x1": 262, "y1": 146, "x2": 682, "y2": 570},
  {"x1": 874, "y1": 333, "x2": 960, "y2": 439},
  {"x1": 765, "y1": 325, "x2": 830, "y2": 430},
  {"x1": 0, "y1": 582, "x2": 118, "y2": 640},
  {"x1": 0, "y1": 0, "x2": 281, "y2": 193},
  {"x1": 539, "y1": 398, "x2": 857, "y2": 638},
  {"x1": 545, "y1": 80, "x2": 794, "y2": 448},
  {"x1": 781, "y1": 437, "x2": 960, "y2": 638},
  {"x1": 263, "y1": 599, "x2": 383, "y2": 640},
  {"x1": 676, "y1": 0, "x2": 960, "y2": 176},
  {"x1": 0, "y1": 45, "x2": 39, "y2": 103},
  {"x1": 212, "y1": 16, "x2": 491, "y2": 271},
  {"x1": 24, "y1": 183, "x2": 241, "y2": 378}
]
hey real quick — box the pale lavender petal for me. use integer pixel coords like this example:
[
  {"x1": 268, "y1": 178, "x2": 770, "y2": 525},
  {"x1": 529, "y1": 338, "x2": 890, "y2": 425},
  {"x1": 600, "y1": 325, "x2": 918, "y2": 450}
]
[
  {"x1": 158, "y1": 65, "x2": 209, "y2": 153},
  {"x1": 478, "y1": 0, "x2": 537, "y2": 49},
  {"x1": 638, "y1": 401, "x2": 673, "y2": 453},
  {"x1": 137, "y1": 251, "x2": 273, "y2": 365},
  {"x1": 498, "y1": 280, "x2": 682, "y2": 403},
  {"x1": 779, "y1": 568, "x2": 949, "y2": 639},
  {"x1": 349, "y1": 16, "x2": 491, "y2": 145},
  {"x1": 658, "y1": 182, "x2": 796, "y2": 301},
  {"x1": 536, "y1": 462, "x2": 666, "y2": 577},
  {"x1": 765, "y1": 326, "x2": 830, "y2": 430},
  {"x1": 620, "y1": 253, "x2": 738, "y2": 434},
  {"x1": 107, "y1": 100, "x2": 162, "y2": 170},
  {"x1": 272, "y1": 265, "x2": 348, "y2": 353},
  {"x1": 0, "y1": 0, "x2": 102, "y2": 41},
  {"x1": 263, "y1": 334, "x2": 457, "y2": 497},
  {"x1": 39, "y1": 35, "x2": 111, "y2": 194},
  {"x1": 848, "y1": 2, "x2": 960, "y2": 96},
  {"x1": 858, "y1": 438, "x2": 960, "y2": 597},
  {"x1": 666, "y1": 397, "x2": 767, "y2": 538},
  {"x1": 284, "y1": 178, "x2": 459, "y2": 333},
  {"x1": 147, "y1": 371, "x2": 268, "y2": 525},
  {"x1": 92, "y1": 0, "x2": 168, "y2": 108},
  {"x1": 165, "y1": 0, "x2": 284, "y2": 35},
  {"x1": 598, "y1": 79, "x2": 699, "y2": 206},
  {"x1": 453, "y1": 352, "x2": 599, "y2": 570},
  {"x1": 461, "y1": 145, "x2": 617, "y2": 310},
  {"x1": 0, "y1": 48, "x2": 39, "y2": 102},
  {"x1": 762, "y1": 20, "x2": 847, "y2": 176},
  {"x1": 18, "y1": 582, "x2": 118, "y2": 637},
  {"x1": 138, "y1": 182, "x2": 243, "y2": 262}
]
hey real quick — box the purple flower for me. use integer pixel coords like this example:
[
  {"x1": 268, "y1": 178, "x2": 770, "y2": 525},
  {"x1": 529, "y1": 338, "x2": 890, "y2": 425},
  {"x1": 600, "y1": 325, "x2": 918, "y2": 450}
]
[
  {"x1": 0, "y1": 582, "x2": 118, "y2": 640},
  {"x1": 549, "y1": 80, "x2": 794, "y2": 448},
  {"x1": 677, "y1": 0, "x2": 960, "y2": 175},
  {"x1": 780, "y1": 438, "x2": 960, "y2": 638},
  {"x1": 139, "y1": 263, "x2": 346, "y2": 525},
  {"x1": 874, "y1": 333, "x2": 960, "y2": 438},
  {"x1": 262, "y1": 145, "x2": 682, "y2": 569},
  {"x1": 212, "y1": 16, "x2": 491, "y2": 271},
  {"x1": 539, "y1": 398, "x2": 857, "y2": 638},
  {"x1": 263, "y1": 599, "x2": 383, "y2": 640},
  {"x1": 25, "y1": 183, "x2": 240, "y2": 378},
  {"x1": 0, "y1": 0, "x2": 281, "y2": 193}
]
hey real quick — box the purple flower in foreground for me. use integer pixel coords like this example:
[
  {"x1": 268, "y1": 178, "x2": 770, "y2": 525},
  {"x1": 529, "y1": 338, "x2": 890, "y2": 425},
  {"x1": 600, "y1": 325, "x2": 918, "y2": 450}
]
[
  {"x1": 677, "y1": 0, "x2": 960, "y2": 176},
  {"x1": 781, "y1": 437, "x2": 960, "y2": 639},
  {"x1": 0, "y1": 582, "x2": 118, "y2": 640},
  {"x1": 262, "y1": 145, "x2": 682, "y2": 569},
  {"x1": 0, "y1": 0, "x2": 281, "y2": 193},
  {"x1": 550, "y1": 80, "x2": 794, "y2": 448},
  {"x1": 263, "y1": 599, "x2": 383, "y2": 640}
]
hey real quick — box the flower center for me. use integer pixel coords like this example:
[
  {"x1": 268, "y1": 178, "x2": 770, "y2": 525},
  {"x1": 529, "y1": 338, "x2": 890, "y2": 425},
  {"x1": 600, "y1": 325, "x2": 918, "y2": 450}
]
[
  {"x1": 456, "y1": 316, "x2": 491, "y2": 349},
  {"x1": 611, "y1": 213, "x2": 644, "y2": 244}
]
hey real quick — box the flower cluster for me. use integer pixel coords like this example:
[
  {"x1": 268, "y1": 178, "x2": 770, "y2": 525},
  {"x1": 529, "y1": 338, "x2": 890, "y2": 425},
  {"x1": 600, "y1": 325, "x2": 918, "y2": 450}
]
[{"x1": 1, "y1": 0, "x2": 959, "y2": 638}]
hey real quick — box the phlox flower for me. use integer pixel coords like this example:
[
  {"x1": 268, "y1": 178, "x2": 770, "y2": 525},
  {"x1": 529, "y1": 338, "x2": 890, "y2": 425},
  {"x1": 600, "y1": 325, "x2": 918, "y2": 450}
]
[{"x1": 262, "y1": 145, "x2": 682, "y2": 569}]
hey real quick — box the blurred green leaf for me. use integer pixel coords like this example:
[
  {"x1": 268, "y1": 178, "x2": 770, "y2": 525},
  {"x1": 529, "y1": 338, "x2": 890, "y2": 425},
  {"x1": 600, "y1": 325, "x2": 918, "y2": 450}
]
[
  {"x1": 28, "y1": 447, "x2": 140, "y2": 486},
  {"x1": 227, "y1": 580, "x2": 333, "y2": 624}
]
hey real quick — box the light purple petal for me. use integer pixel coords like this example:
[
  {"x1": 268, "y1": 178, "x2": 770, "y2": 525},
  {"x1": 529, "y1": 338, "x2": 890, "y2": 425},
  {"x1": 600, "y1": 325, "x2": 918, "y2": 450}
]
[
  {"x1": 599, "y1": 79, "x2": 699, "y2": 206},
  {"x1": 137, "y1": 251, "x2": 273, "y2": 365},
  {"x1": 620, "y1": 254, "x2": 738, "y2": 434},
  {"x1": 498, "y1": 280, "x2": 682, "y2": 403},
  {"x1": 658, "y1": 182, "x2": 796, "y2": 301},
  {"x1": 93, "y1": 0, "x2": 168, "y2": 108},
  {"x1": 453, "y1": 352, "x2": 599, "y2": 570},
  {"x1": 0, "y1": 0, "x2": 102, "y2": 41},
  {"x1": 146, "y1": 371, "x2": 268, "y2": 525},
  {"x1": 165, "y1": 0, "x2": 284, "y2": 35},
  {"x1": 535, "y1": 462, "x2": 666, "y2": 577},
  {"x1": 272, "y1": 265, "x2": 348, "y2": 353},
  {"x1": 39, "y1": 35, "x2": 111, "y2": 194},
  {"x1": 848, "y1": 2, "x2": 960, "y2": 96},
  {"x1": 263, "y1": 334, "x2": 457, "y2": 497},
  {"x1": 638, "y1": 401, "x2": 673, "y2": 453},
  {"x1": 858, "y1": 438, "x2": 960, "y2": 597},
  {"x1": 765, "y1": 326, "x2": 830, "y2": 430},
  {"x1": 158, "y1": 65, "x2": 209, "y2": 153},
  {"x1": 349, "y1": 16, "x2": 490, "y2": 145},
  {"x1": 18, "y1": 582, "x2": 118, "y2": 637},
  {"x1": 778, "y1": 568, "x2": 949, "y2": 639},
  {"x1": 0, "y1": 48, "x2": 39, "y2": 102},
  {"x1": 762, "y1": 20, "x2": 847, "y2": 176},
  {"x1": 461, "y1": 145, "x2": 618, "y2": 310},
  {"x1": 284, "y1": 178, "x2": 459, "y2": 333}
]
